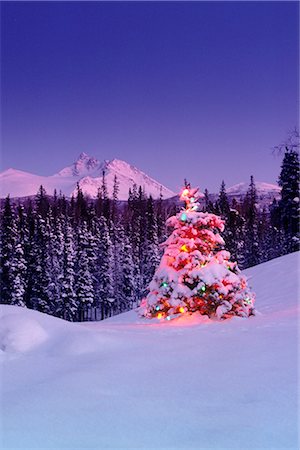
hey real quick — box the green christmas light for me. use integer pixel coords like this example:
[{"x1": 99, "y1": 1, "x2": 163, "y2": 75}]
[
  {"x1": 155, "y1": 305, "x2": 160, "y2": 311},
  {"x1": 180, "y1": 213, "x2": 187, "y2": 221},
  {"x1": 201, "y1": 285, "x2": 206, "y2": 292},
  {"x1": 161, "y1": 282, "x2": 168, "y2": 288}
]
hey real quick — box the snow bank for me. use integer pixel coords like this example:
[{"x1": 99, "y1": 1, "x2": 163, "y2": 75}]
[
  {"x1": 0, "y1": 253, "x2": 299, "y2": 449},
  {"x1": 0, "y1": 305, "x2": 114, "y2": 357},
  {"x1": 0, "y1": 313, "x2": 48, "y2": 353}
]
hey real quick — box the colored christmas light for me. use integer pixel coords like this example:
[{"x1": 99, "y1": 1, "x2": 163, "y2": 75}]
[{"x1": 139, "y1": 183, "x2": 255, "y2": 321}]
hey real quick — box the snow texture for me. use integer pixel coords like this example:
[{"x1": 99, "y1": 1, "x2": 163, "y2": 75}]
[{"x1": 0, "y1": 252, "x2": 298, "y2": 449}]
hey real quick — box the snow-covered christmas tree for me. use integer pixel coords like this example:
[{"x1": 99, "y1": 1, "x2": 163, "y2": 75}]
[{"x1": 139, "y1": 184, "x2": 255, "y2": 320}]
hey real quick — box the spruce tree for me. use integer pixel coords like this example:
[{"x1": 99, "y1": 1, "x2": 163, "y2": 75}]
[
  {"x1": 76, "y1": 222, "x2": 94, "y2": 319},
  {"x1": 278, "y1": 148, "x2": 299, "y2": 252},
  {"x1": 112, "y1": 175, "x2": 120, "y2": 222},
  {"x1": 101, "y1": 171, "x2": 111, "y2": 220},
  {"x1": 95, "y1": 217, "x2": 114, "y2": 319},
  {"x1": 110, "y1": 222, "x2": 125, "y2": 313},
  {"x1": 60, "y1": 221, "x2": 77, "y2": 320},
  {"x1": 10, "y1": 243, "x2": 27, "y2": 307},
  {"x1": 243, "y1": 176, "x2": 260, "y2": 267},
  {"x1": 46, "y1": 211, "x2": 64, "y2": 316},
  {"x1": 35, "y1": 185, "x2": 49, "y2": 218},
  {"x1": 120, "y1": 234, "x2": 135, "y2": 310},
  {"x1": 30, "y1": 215, "x2": 51, "y2": 313},
  {"x1": 217, "y1": 181, "x2": 230, "y2": 216},
  {"x1": 140, "y1": 185, "x2": 255, "y2": 320},
  {"x1": 0, "y1": 196, "x2": 17, "y2": 304},
  {"x1": 140, "y1": 196, "x2": 160, "y2": 297}
]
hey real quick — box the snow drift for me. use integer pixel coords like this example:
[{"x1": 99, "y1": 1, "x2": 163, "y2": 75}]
[{"x1": 0, "y1": 252, "x2": 299, "y2": 449}]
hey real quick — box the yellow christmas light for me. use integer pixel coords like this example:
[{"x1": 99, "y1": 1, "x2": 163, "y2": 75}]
[
  {"x1": 181, "y1": 244, "x2": 188, "y2": 252},
  {"x1": 179, "y1": 307, "x2": 185, "y2": 313}
]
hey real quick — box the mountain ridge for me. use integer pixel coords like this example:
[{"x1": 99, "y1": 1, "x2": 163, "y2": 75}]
[
  {"x1": 0, "y1": 153, "x2": 281, "y2": 202},
  {"x1": 0, "y1": 154, "x2": 176, "y2": 200}
]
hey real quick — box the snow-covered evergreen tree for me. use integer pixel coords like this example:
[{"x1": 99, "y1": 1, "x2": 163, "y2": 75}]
[
  {"x1": 45, "y1": 211, "x2": 64, "y2": 314},
  {"x1": 156, "y1": 188, "x2": 167, "y2": 243},
  {"x1": 140, "y1": 185, "x2": 255, "y2": 320},
  {"x1": 35, "y1": 185, "x2": 49, "y2": 218},
  {"x1": 60, "y1": 221, "x2": 77, "y2": 320},
  {"x1": 0, "y1": 196, "x2": 17, "y2": 304},
  {"x1": 140, "y1": 196, "x2": 160, "y2": 297},
  {"x1": 76, "y1": 222, "x2": 94, "y2": 318},
  {"x1": 278, "y1": 148, "x2": 299, "y2": 252},
  {"x1": 216, "y1": 180, "x2": 230, "y2": 216},
  {"x1": 30, "y1": 216, "x2": 51, "y2": 313},
  {"x1": 110, "y1": 222, "x2": 125, "y2": 313},
  {"x1": 127, "y1": 185, "x2": 142, "y2": 303},
  {"x1": 112, "y1": 175, "x2": 120, "y2": 222},
  {"x1": 94, "y1": 217, "x2": 114, "y2": 318},
  {"x1": 10, "y1": 243, "x2": 27, "y2": 307},
  {"x1": 243, "y1": 176, "x2": 260, "y2": 267},
  {"x1": 120, "y1": 233, "x2": 135, "y2": 310}
]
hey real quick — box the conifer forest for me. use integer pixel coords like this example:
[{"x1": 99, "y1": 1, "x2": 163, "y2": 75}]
[{"x1": 0, "y1": 148, "x2": 299, "y2": 321}]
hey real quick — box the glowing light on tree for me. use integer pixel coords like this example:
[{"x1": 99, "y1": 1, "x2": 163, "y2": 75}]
[{"x1": 139, "y1": 183, "x2": 256, "y2": 321}]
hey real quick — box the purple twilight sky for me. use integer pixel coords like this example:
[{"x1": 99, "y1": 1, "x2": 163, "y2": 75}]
[{"x1": 1, "y1": 1, "x2": 299, "y2": 193}]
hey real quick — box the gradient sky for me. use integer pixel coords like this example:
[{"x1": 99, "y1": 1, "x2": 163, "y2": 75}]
[{"x1": 1, "y1": 1, "x2": 299, "y2": 193}]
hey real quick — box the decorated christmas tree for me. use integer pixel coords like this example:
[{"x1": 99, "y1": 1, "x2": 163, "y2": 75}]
[{"x1": 139, "y1": 184, "x2": 255, "y2": 320}]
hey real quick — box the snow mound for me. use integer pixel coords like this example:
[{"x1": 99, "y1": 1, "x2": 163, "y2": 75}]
[
  {"x1": 0, "y1": 253, "x2": 298, "y2": 449},
  {"x1": 0, "y1": 313, "x2": 48, "y2": 353},
  {"x1": 0, "y1": 305, "x2": 117, "y2": 357}
]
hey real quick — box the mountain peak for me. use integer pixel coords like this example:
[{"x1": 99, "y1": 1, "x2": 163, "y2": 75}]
[
  {"x1": 77, "y1": 152, "x2": 89, "y2": 160},
  {"x1": 56, "y1": 153, "x2": 100, "y2": 177},
  {"x1": 0, "y1": 155, "x2": 175, "y2": 200}
]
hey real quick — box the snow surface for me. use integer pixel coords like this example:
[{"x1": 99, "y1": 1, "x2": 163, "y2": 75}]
[
  {"x1": 0, "y1": 154, "x2": 175, "y2": 200},
  {"x1": 0, "y1": 253, "x2": 299, "y2": 449}
]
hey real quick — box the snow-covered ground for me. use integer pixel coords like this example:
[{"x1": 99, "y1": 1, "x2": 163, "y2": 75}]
[{"x1": 0, "y1": 253, "x2": 299, "y2": 449}]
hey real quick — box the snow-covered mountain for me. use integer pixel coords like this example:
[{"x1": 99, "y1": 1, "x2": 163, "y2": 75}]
[
  {"x1": 0, "y1": 153, "x2": 281, "y2": 204},
  {"x1": 0, "y1": 252, "x2": 298, "y2": 449},
  {"x1": 218, "y1": 181, "x2": 281, "y2": 209},
  {"x1": 227, "y1": 181, "x2": 281, "y2": 202},
  {"x1": 0, "y1": 153, "x2": 176, "y2": 200}
]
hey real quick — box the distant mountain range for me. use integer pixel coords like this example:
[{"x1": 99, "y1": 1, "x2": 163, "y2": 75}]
[
  {"x1": 0, "y1": 153, "x2": 175, "y2": 200},
  {"x1": 209, "y1": 181, "x2": 281, "y2": 209},
  {"x1": 0, "y1": 152, "x2": 281, "y2": 204}
]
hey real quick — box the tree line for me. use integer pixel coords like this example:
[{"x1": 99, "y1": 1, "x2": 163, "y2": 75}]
[{"x1": 0, "y1": 147, "x2": 298, "y2": 321}]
